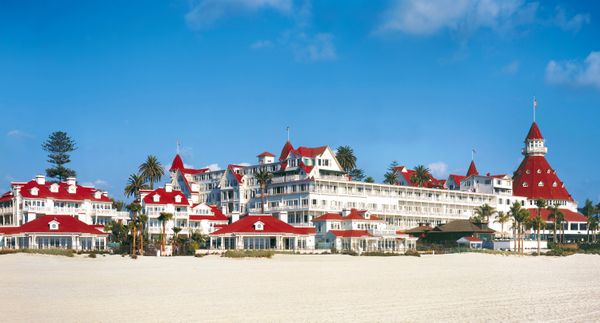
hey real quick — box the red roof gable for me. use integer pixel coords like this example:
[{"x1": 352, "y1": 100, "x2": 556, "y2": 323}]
[
  {"x1": 0, "y1": 191, "x2": 13, "y2": 203},
  {"x1": 530, "y1": 208, "x2": 587, "y2": 222},
  {"x1": 312, "y1": 213, "x2": 345, "y2": 221},
  {"x1": 170, "y1": 154, "x2": 209, "y2": 175},
  {"x1": 329, "y1": 230, "x2": 371, "y2": 238},
  {"x1": 512, "y1": 155, "x2": 573, "y2": 201},
  {"x1": 466, "y1": 160, "x2": 479, "y2": 176},
  {"x1": 394, "y1": 167, "x2": 443, "y2": 188},
  {"x1": 16, "y1": 180, "x2": 111, "y2": 202},
  {"x1": 2, "y1": 215, "x2": 107, "y2": 235},
  {"x1": 526, "y1": 122, "x2": 544, "y2": 140},
  {"x1": 279, "y1": 141, "x2": 294, "y2": 161},
  {"x1": 211, "y1": 215, "x2": 311, "y2": 235},
  {"x1": 170, "y1": 154, "x2": 184, "y2": 171},
  {"x1": 143, "y1": 188, "x2": 189, "y2": 205}
]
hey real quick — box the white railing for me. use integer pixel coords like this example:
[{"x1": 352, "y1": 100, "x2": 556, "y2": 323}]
[
  {"x1": 22, "y1": 205, "x2": 52, "y2": 213},
  {"x1": 54, "y1": 207, "x2": 85, "y2": 214},
  {"x1": 174, "y1": 211, "x2": 188, "y2": 218}
]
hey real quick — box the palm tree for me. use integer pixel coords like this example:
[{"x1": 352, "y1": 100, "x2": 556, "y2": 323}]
[
  {"x1": 510, "y1": 202, "x2": 529, "y2": 255},
  {"x1": 172, "y1": 227, "x2": 182, "y2": 255},
  {"x1": 138, "y1": 213, "x2": 148, "y2": 255},
  {"x1": 589, "y1": 216, "x2": 599, "y2": 243},
  {"x1": 530, "y1": 214, "x2": 546, "y2": 256},
  {"x1": 255, "y1": 169, "x2": 273, "y2": 213},
  {"x1": 555, "y1": 211, "x2": 566, "y2": 244},
  {"x1": 139, "y1": 155, "x2": 164, "y2": 190},
  {"x1": 547, "y1": 204, "x2": 563, "y2": 244},
  {"x1": 336, "y1": 146, "x2": 357, "y2": 173},
  {"x1": 494, "y1": 211, "x2": 510, "y2": 238},
  {"x1": 126, "y1": 202, "x2": 142, "y2": 258},
  {"x1": 124, "y1": 173, "x2": 149, "y2": 199},
  {"x1": 410, "y1": 165, "x2": 431, "y2": 187},
  {"x1": 158, "y1": 212, "x2": 173, "y2": 255},
  {"x1": 582, "y1": 199, "x2": 595, "y2": 242},
  {"x1": 364, "y1": 176, "x2": 375, "y2": 183},
  {"x1": 473, "y1": 203, "x2": 496, "y2": 224}
]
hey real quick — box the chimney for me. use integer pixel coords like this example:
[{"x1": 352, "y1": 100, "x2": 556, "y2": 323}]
[
  {"x1": 66, "y1": 177, "x2": 76, "y2": 186},
  {"x1": 165, "y1": 183, "x2": 173, "y2": 193},
  {"x1": 278, "y1": 211, "x2": 288, "y2": 223},
  {"x1": 231, "y1": 211, "x2": 240, "y2": 223},
  {"x1": 341, "y1": 208, "x2": 351, "y2": 217},
  {"x1": 35, "y1": 175, "x2": 46, "y2": 185}
]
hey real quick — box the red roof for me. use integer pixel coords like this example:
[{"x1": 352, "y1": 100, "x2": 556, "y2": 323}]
[
  {"x1": 530, "y1": 208, "x2": 587, "y2": 222},
  {"x1": 526, "y1": 122, "x2": 544, "y2": 140},
  {"x1": 394, "y1": 167, "x2": 444, "y2": 188},
  {"x1": 466, "y1": 160, "x2": 479, "y2": 176},
  {"x1": 257, "y1": 151, "x2": 275, "y2": 157},
  {"x1": 295, "y1": 146, "x2": 327, "y2": 158},
  {"x1": 0, "y1": 215, "x2": 107, "y2": 235},
  {"x1": 312, "y1": 213, "x2": 345, "y2": 221},
  {"x1": 512, "y1": 155, "x2": 573, "y2": 201},
  {"x1": 329, "y1": 230, "x2": 371, "y2": 238},
  {"x1": 448, "y1": 175, "x2": 465, "y2": 187},
  {"x1": 227, "y1": 165, "x2": 244, "y2": 183},
  {"x1": 279, "y1": 141, "x2": 294, "y2": 161},
  {"x1": 211, "y1": 215, "x2": 311, "y2": 235},
  {"x1": 189, "y1": 205, "x2": 228, "y2": 221},
  {"x1": 15, "y1": 180, "x2": 111, "y2": 202},
  {"x1": 0, "y1": 191, "x2": 13, "y2": 203},
  {"x1": 460, "y1": 236, "x2": 482, "y2": 242},
  {"x1": 298, "y1": 160, "x2": 314, "y2": 174},
  {"x1": 170, "y1": 154, "x2": 209, "y2": 175},
  {"x1": 142, "y1": 187, "x2": 189, "y2": 205}
]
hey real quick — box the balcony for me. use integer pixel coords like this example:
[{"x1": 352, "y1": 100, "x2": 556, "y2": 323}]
[{"x1": 22, "y1": 205, "x2": 52, "y2": 213}]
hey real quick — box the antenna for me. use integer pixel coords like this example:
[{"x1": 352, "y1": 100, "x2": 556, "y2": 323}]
[
  {"x1": 176, "y1": 141, "x2": 180, "y2": 154},
  {"x1": 286, "y1": 126, "x2": 290, "y2": 142},
  {"x1": 533, "y1": 96, "x2": 537, "y2": 122},
  {"x1": 471, "y1": 148, "x2": 476, "y2": 161}
]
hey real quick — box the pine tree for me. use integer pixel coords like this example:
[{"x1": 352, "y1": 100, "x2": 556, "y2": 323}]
[{"x1": 42, "y1": 131, "x2": 77, "y2": 181}]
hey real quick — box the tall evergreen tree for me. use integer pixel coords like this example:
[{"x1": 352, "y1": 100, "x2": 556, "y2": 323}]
[
  {"x1": 42, "y1": 131, "x2": 77, "y2": 181},
  {"x1": 383, "y1": 160, "x2": 399, "y2": 185}
]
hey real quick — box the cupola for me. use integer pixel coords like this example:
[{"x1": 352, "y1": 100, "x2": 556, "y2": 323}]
[{"x1": 523, "y1": 122, "x2": 548, "y2": 156}]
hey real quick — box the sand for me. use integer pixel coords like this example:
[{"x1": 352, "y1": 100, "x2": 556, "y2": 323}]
[{"x1": 1, "y1": 253, "x2": 599, "y2": 322}]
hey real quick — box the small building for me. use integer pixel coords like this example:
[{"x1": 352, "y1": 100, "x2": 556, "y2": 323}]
[
  {"x1": 209, "y1": 215, "x2": 315, "y2": 251},
  {"x1": 457, "y1": 236, "x2": 483, "y2": 249},
  {"x1": 313, "y1": 209, "x2": 418, "y2": 253},
  {"x1": 0, "y1": 215, "x2": 108, "y2": 251},
  {"x1": 413, "y1": 219, "x2": 495, "y2": 246}
]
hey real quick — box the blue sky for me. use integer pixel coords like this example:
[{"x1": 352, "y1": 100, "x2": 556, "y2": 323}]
[{"x1": 1, "y1": 0, "x2": 599, "y2": 203}]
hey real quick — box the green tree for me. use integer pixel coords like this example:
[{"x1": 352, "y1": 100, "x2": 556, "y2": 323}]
[
  {"x1": 139, "y1": 155, "x2": 164, "y2": 190},
  {"x1": 111, "y1": 198, "x2": 124, "y2": 211},
  {"x1": 510, "y1": 202, "x2": 529, "y2": 255},
  {"x1": 582, "y1": 199, "x2": 595, "y2": 242},
  {"x1": 138, "y1": 213, "x2": 148, "y2": 255},
  {"x1": 158, "y1": 212, "x2": 173, "y2": 255},
  {"x1": 472, "y1": 203, "x2": 496, "y2": 224},
  {"x1": 364, "y1": 176, "x2": 375, "y2": 183},
  {"x1": 410, "y1": 165, "x2": 431, "y2": 187},
  {"x1": 124, "y1": 173, "x2": 149, "y2": 199},
  {"x1": 336, "y1": 146, "x2": 357, "y2": 173},
  {"x1": 255, "y1": 169, "x2": 273, "y2": 214},
  {"x1": 126, "y1": 202, "x2": 142, "y2": 258},
  {"x1": 547, "y1": 204, "x2": 563, "y2": 243},
  {"x1": 42, "y1": 131, "x2": 77, "y2": 181},
  {"x1": 348, "y1": 168, "x2": 365, "y2": 182},
  {"x1": 530, "y1": 214, "x2": 546, "y2": 256},
  {"x1": 383, "y1": 161, "x2": 399, "y2": 185},
  {"x1": 172, "y1": 227, "x2": 182, "y2": 255},
  {"x1": 494, "y1": 211, "x2": 510, "y2": 238}
]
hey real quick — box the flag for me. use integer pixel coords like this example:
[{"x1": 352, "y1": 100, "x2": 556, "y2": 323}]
[{"x1": 533, "y1": 97, "x2": 537, "y2": 109}]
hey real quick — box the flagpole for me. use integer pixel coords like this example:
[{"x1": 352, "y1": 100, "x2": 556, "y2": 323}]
[{"x1": 533, "y1": 96, "x2": 536, "y2": 123}]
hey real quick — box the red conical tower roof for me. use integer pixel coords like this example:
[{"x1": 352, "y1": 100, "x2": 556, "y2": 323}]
[
  {"x1": 526, "y1": 122, "x2": 544, "y2": 140},
  {"x1": 466, "y1": 160, "x2": 479, "y2": 176},
  {"x1": 170, "y1": 154, "x2": 184, "y2": 171}
]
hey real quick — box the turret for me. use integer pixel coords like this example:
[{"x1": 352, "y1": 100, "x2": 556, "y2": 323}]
[{"x1": 523, "y1": 122, "x2": 548, "y2": 156}]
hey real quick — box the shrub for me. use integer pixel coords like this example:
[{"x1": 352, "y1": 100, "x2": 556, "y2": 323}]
[
  {"x1": 341, "y1": 250, "x2": 359, "y2": 256},
  {"x1": 18, "y1": 248, "x2": 75, "y2": 257},
  {"x1": 222, "y1": 250, "x2": 274, "y2": 258},
  {"x1": 361, "y1": 251, "x2": 400, "y2": 257},
  {"x1": 88, "y1": 252, "x2": 97, "y2": 258},
  {"x1": 404, "y1": 250, "x2": 421, "y2": 257},
  {"x1": 544, "y1": 248, "x2": 575, "y2": 257}
]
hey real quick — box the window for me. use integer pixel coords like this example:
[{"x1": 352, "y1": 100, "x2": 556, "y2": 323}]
[
  {"x1": 538, "y1": 181, "x2": 544, "y2": 187},
  {"x1": 523, "y1": 182, "x2": 528, "y2": 187}
]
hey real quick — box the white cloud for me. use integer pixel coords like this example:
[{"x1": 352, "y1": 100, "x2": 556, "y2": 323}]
[
  {"x1": 428, "y1": 162, "x2": 449, "y2": 179},
  {"x1": 250, "y1": 40, "x2": 274, "y2": 49},
  {"x1": 184, "y1": 163, "x2": 195, "y2": 169},
  {"x1": 6, "y1": 129, "x2": 33, "y2": 139},
  {"x1": 501, "y1": 60, "x2": 519, "y2": 75},
  {"x1": 553, "y1": 6, "x2": 590, "y2": 32},
  {"x1": 185, "y1": 0, "x2": 293, "y2": 30},
  {"x1": 377, "y1": 0, "x2": 588, "y2": 37},
  {"x1": 286, "y1": 32, "x2": 336, "y2": 61},
  {"x1": 82, "y1": 179, "x2": 110, "y2": 189},
  {"x1": 203, "y1": 163, "x2": 221, "y2": 171},
  {"x1": 546, "y1": 51, "x2": 600, "y2": 90}
]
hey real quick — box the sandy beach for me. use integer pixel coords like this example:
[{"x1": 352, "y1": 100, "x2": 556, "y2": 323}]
[{"x1": 1, "y1": 253, "x2": 599, "y2": 322}]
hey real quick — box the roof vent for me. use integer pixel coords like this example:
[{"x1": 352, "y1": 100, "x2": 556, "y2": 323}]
[
  {"x1": 254, "y1": 221, "x2": 264, "y2": 231},
  {"x1": 165, "y1": 183, "x2": 173, "y2": 193},
  {"x1": 35, "y1": 175, "x2": 45, "y2": 185},
  {"x1": 49, "y1": 220, "x2": 60, "y2": 230}
]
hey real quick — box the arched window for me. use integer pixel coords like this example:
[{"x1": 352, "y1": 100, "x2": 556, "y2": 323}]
[
  {"x1": 538, "y1": 181, "x2": 544, "y2": 187},
  {"x1": 523, "y1": 182, "x2": 528, "y2": 187}
]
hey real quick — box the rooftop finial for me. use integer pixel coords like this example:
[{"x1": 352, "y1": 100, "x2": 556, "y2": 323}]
[
  {"x1": 533, "y1": 96, "x2": 537, "y2": 122},
  {"x1": 176, "y1": 140, "x2": 180, "y2": 154},
  {"x1": 286, "y1": 126, "x2": 290, "y2": 142},
  {"x1": 471, "y1": 148, "x2": 476, "y2": 161}
]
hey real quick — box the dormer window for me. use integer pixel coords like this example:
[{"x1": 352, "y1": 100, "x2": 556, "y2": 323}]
[
  {"x1": 94, "y1": 191, "x2": 102, "y2": 199},
  {"x1": 254, "y1": 221, "x2": 264, "y2": 231},
  {"x1": 547, "y1": 169, "x2": 551, "y2": 174},
  {"x1": 153, "y1": 194, "x2": 160, "y2": 203},
  {"x1": 49, "y1": 220, "x2": 60, "y2": 230},
  {"x1": 50, "y1": 184, "x2": 59, "y2": 193},
  {"x1": 175, "y1": 195, "x2": 182, "y2": 203},
  {"x1": 523, "y1": 182, "x2": 528, "y2": 187},
  {"x1": 536, "y1": 169, "x2": 541, "y2": 174},
  {"x1": 68, "y1": 185, "x2": 77, "y2": 194},
  {"x1": 538, "y1": 181, "x2": 544, "y2": 187},
  {"x1": 30, "y1": 187, "x2": 39, "y2": 196},
  {"x1": 525, "y1": 170, "x2": 531, "y2": 174},
  {"x1": 552, "y1": 182, "x2": 558, "y2": 187}
]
